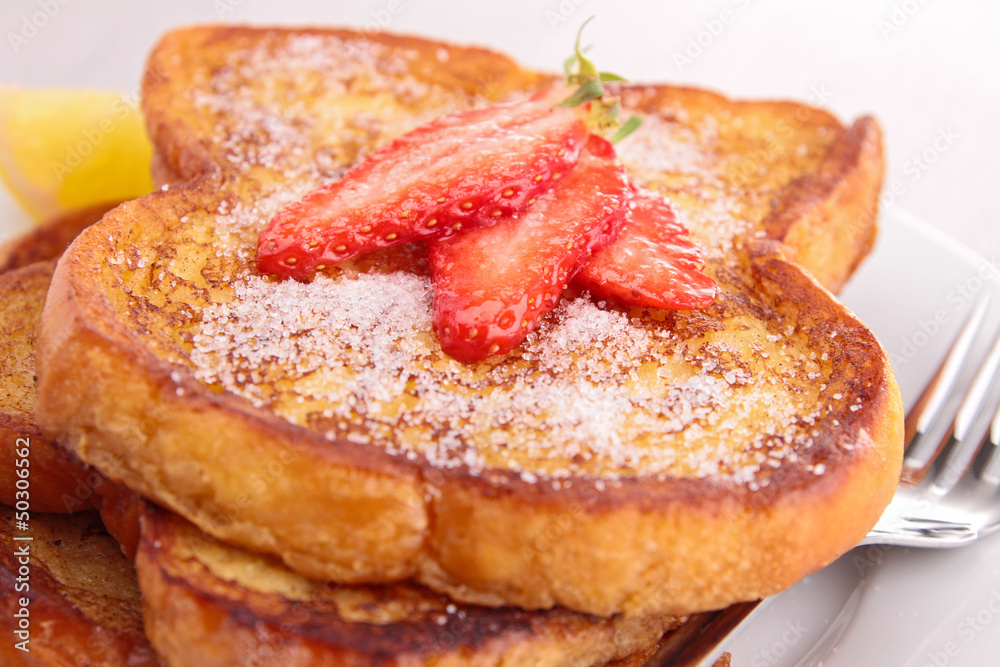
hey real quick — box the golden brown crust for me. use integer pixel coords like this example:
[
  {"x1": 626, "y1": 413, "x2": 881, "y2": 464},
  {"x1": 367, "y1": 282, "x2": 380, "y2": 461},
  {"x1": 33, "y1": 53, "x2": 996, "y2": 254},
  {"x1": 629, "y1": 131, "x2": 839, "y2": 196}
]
[
  {"x1": 142, "y1": 27, "x2": 882, "y2": 295},
  {"x1": 35, "y1": 25, "x2": 901, "y2": 617},
  {"x1": 0, "y1": 507, "x2": 157, "y2": 666},
  {"x1": 36, "y1": 193, "x2": 902, "y2": 616},
  {"x1": 767, "y1": 116, "x2": 884, "y2": 292}
]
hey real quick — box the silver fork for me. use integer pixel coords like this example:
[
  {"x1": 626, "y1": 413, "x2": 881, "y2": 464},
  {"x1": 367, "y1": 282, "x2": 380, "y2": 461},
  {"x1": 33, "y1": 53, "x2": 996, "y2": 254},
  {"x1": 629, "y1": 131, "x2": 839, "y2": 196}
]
[
  {"x1": 645, "y1": 293, "x2": 1000, "y2": 667},
  {"x1": 862, "y1": 293, "x2": 1000, "y2": 548}
]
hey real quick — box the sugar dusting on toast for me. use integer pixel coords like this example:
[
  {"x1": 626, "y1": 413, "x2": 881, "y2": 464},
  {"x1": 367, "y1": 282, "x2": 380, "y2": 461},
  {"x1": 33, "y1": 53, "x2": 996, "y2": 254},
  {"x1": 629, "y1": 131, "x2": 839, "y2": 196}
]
[
  {"x1": 188, "y1": 33, "x2": 506, "y2": 179},
  {"x1": 188, "y1": 256, "x2": 826, "y2": 486},
  {"x1": 616, "y1": 113, "x2": 755, "y2": 262},
  {"x1": 155, "y1": 32, "x2": 847, "y2": 487}
]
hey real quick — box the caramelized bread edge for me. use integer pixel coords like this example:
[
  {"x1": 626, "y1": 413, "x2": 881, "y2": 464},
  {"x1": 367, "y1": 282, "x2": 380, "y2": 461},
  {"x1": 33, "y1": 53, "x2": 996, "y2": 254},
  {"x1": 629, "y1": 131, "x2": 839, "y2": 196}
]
[{"x1": 769, "y1": 116, "x2": 884, "y2": 293}]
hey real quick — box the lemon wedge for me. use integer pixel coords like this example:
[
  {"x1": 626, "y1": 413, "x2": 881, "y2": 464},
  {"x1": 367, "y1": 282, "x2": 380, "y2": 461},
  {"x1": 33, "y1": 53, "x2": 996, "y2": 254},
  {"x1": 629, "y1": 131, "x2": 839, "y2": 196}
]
[{"x1": 0, "y1": 85, "x2": 154, "y2": 222}]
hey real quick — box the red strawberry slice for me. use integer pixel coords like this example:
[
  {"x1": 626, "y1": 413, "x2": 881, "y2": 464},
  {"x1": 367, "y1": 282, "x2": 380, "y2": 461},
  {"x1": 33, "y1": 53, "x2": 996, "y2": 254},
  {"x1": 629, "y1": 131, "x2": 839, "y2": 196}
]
[
  {"x1": 574, "y1": 189, "x2": 717, "y2": 310},
  {"x1": 257, "y1": 89, "x2": 589, "y2": 279},
  {"x1": 429, "y1": 135, "x2": 631, "y2": 362}
]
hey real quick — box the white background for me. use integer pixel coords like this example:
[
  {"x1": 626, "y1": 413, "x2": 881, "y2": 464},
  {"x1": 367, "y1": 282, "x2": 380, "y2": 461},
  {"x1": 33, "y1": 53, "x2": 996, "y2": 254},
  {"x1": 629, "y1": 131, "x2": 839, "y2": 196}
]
[{"x1": 2, "y1": 2, "x2": 999, "y2": 666}]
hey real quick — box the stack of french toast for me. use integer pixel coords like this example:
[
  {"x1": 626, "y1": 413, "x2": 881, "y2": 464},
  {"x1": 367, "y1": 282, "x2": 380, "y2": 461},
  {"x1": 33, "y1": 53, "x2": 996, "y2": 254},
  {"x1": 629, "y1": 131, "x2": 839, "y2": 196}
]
[{"x1": 0, "y1": 25, "x2": 902, "y2": 666}]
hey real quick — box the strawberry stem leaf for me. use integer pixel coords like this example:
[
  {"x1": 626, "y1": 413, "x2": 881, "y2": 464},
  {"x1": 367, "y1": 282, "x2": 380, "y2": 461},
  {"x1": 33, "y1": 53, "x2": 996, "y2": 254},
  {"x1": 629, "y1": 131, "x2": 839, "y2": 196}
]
[
  {"x1": 565, "y1": 17, "x2": 600, "y2": 85},
  {"x1": 559, "y1": 17, "x2": 641, "y2": 142},
  {"x1": 610, "y1": 114, "x2": 642, "y2": 144},
  {"x1": 557, "y1": 79, "x2": 605, "y2": 108}
]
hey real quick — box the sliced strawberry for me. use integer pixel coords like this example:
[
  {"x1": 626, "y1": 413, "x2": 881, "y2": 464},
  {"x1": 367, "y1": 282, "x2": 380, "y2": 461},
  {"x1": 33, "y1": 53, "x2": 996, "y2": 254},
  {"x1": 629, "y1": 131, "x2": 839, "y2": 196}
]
[
  {"x1": 574, "y1": 189, "x2": 717, "y2": 310},
  {"x1": 257, "y1": 89, "x2": 589, "y2": 279},
  {"x1": 429, "y1": 135, "x2": 630, "y2": 362}
]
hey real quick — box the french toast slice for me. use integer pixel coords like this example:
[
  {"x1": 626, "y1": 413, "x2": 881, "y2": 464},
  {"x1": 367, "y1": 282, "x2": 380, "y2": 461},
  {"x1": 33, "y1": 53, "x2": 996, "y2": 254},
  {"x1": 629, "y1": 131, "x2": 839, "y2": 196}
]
[
  {"x1": 35, "y1": 26, "x2": 902, "y2": 617},
  {"x1": 0, "y1": 261, "x2": 681, "y2": 667},
  {"x1": 129, "y1": 499, "x2": 682, "y2": 667},
  {"x1": 142, "y1": 28, "x2": 882, "y2": 294},
  {"x1": 0, "y1": 506, "x2": 157, "y2": 666}
]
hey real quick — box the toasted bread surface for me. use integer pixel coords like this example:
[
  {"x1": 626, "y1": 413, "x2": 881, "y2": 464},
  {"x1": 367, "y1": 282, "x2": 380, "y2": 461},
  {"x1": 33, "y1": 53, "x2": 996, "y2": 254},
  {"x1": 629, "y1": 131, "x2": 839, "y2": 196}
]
[
  {"x1": 131, "y1": 502, "x2": 681, "y2": 667},
  {"x1": 0, "y1": 507, "x2": 157, "y2": 666},
  {"x1": 0, "y1": 204, "x2": 121, "y2": 513},
  {"x1": 35, "y1": 26, "x2": 901, "y2": 616},
  {"x1": 611, "y1": 87, "x2": 883, "y2": 293},
  {"x1": 0, "y1": 261, "x2": 101, "y2": 513}
]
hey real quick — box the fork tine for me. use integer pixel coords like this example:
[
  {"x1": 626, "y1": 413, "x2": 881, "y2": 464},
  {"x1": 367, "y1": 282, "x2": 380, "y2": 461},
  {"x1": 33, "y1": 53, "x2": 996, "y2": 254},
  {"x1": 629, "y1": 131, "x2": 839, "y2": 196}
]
[
  {"x1": 981, "y1": 404, "x2": 1000, "y2": 484},
  {"x1": 906, "y1": 294, "x2": 991, "y2": 443},
  {"x1": 993, "y1": 400, "x2": 1000, "y2": 446},
  {"x1": 928, "y1": 315, "x2": 1000, "y2": 494},
  {"x1": 901, "y1": 295, "x2": 992, "y2": 484},
  {"x1": 983, "y1": 449, "x2": 1000, "y2": 485},
  {"x1": 953, "y1": 323, "x2": 1000, "y2": 440}
]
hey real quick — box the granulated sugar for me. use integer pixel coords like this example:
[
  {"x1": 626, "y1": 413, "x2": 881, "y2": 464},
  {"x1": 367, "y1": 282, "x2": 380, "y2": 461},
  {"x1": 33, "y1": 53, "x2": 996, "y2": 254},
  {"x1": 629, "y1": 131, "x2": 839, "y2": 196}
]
[
  {"x1": 189, "y1": 33, "x2": 426, "y2": 172},
  {"x1": 616, "y1": 114, "x2": 715, "y2": 179},
  {"x1": 189, "y1": 259, "x2": 824, "y2": 483},
  {"x1": 615, "y1": 114, "x2": 754, "y2": 261}
]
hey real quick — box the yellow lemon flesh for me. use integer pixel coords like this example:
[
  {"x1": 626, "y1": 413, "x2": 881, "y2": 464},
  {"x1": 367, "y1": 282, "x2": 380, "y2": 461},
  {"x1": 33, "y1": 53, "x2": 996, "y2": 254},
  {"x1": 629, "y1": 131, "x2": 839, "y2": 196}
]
[{"x1": 0, "y1": 86, "x2": 154, "y2": 222}]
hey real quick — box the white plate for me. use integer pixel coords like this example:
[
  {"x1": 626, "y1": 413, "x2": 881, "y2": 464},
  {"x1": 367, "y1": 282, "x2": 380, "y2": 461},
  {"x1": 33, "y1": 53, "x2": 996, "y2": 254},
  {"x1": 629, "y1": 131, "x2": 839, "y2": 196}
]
[{"x1": 703, "y1": 207, "x2": 1000, "y2": 667}]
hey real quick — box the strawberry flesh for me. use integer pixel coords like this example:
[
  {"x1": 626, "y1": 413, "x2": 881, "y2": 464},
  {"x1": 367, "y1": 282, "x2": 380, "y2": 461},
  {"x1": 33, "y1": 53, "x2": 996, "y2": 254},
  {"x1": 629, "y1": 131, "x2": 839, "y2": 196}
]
[
  {"x1": 257, "y1": 89, "x2": 589, "y2": 279},
  {"x1": 429, "y1": 135, "x2": 630, "y2": 362},
  {"x1": 574, "y1": 189, "x2": 717, "y2": 310}
]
